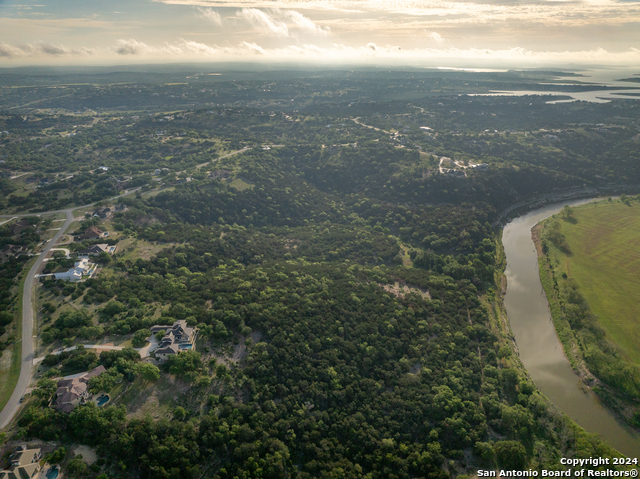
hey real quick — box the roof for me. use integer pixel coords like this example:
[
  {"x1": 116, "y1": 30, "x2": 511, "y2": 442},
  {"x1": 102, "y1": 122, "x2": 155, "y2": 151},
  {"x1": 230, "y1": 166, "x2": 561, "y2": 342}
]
[
  {"x1": 81, "y1": 226, "x2": 104, "y2": 237},
  {"x1": 150, "y1": 325, "x2": 172, "y2": 333},
  {"x1": 85, "y1": 365, "x2": 106, "y2": 379},
  {"x1": 171, "y1": 320, "x2": 194, "y2": 338},
  {"x1": 78, "y1": 244, "x2": 109, "y2": 255},
  {"x1": 156, "y1": 343, "x2": 179, "y2": 355},
  {"x1": 14, "y1": 464, "x2": 40, "y2": 479},
  {"x1": 57, "y1": 404, "x2": 75, "y2": 414},
  {"x1": 11, "y1": 449, "x2": 40, "y2": 467},
  {"x1": 58, "y1": 383, "x2": 87, "y2": 402}
]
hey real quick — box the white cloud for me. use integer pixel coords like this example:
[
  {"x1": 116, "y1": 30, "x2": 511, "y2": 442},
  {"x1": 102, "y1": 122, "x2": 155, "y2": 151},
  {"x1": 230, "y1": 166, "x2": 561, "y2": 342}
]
[
  {"x1": 3, "y1": 37, "x2": 640, "y2": 68},
  {"x1": 240, "y1": 8, "x2": 289, "y2": 36},
  {"x1": 0, "y1": 42, "x2": 93, "y2": 58},
  {"x1": 114, "y1": 39, "x2": 151, "y2": 55},
  {"x1": 0, "y1": 43, "x2": 27, "y2": 58},
  {"x1": 198, "y1": 7, "x2": 223, "y2": 25},
  {"x1": 236, "y1": 8, "x2": 331, "y2": 37},
  {"x1": 427, "y1": 32, "x2": 445, "y2": 44},
  {"x1": 284, "y1": 11, "x2": 330, "y2": 35},
  {"x1": 240, "y1": 41, "x2": 267, "y2": 54}
]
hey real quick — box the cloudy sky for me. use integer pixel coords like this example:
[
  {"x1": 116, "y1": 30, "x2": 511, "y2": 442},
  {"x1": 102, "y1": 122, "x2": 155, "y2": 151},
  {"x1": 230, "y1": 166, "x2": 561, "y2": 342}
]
[{"x1": 0, "y1": 0, "x2": 639, "y2": 67}]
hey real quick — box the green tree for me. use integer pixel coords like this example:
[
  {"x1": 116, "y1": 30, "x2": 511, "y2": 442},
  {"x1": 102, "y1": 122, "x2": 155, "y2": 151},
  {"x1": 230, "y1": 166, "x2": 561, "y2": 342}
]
[
  {"x1": 495, "y1": 440, "x2": 526, "y2": 470},
  {"x1": 138, "y1": 362, "x2": 161, "y2": 381},
  {"x1": 132, "y1": 328, "x2": 151, "y2": 348}
]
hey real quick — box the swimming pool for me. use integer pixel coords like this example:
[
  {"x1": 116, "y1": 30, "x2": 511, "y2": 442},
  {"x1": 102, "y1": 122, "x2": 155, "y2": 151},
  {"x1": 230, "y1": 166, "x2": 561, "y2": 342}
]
[
  {"x1": 96, "y1": 394, "x2": 110, "y2": 407},
  {"x1": 46, "y1": 467, "x2": 59, "y2": 479}
]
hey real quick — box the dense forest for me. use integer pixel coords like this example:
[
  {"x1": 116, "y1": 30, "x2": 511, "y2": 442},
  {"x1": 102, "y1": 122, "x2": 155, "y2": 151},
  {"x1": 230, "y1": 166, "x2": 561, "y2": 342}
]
[{"x1": 1, "y1": 69, "x2": 639, "y2": 479}]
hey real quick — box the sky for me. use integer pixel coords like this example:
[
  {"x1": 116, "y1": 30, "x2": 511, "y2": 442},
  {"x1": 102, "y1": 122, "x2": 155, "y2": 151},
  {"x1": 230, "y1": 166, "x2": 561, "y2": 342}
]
[{"x1": 0, "y1": 0, "x2": 639, "y2": 68}]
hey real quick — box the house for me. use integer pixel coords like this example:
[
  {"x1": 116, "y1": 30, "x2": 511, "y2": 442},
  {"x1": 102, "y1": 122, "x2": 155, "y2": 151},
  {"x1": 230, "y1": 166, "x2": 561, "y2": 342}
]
[
  {"x1": 54, "y1": 366, "x2": 106, "y2": 413},
  {"x1": 209, "y1": 169, "x2": 231, "y2": 180},
  {"x1": 10, "y1": 448, "x2": 41, "y2": 468},
  {"x1": 150, "y1": 320, "x2": 198, "y2": 361},
  {"x1": 0, "y1": 447, "x2": 42, "y2": 479},
  {"x1": 79, "y1": 226, "x2": 105, "y2": 239},
  {"x1": 54, "y1": 258, "x2": 94, "y2": 282},
  {"x1": 115, "y1": 203, "x2": 127, "y2": 212},
  {"x1": 78, "y1": 244, "x2": 116, "y2": 259},
  {"x1": 92, "y1": 207, "x2": 111, "y2": 219}
]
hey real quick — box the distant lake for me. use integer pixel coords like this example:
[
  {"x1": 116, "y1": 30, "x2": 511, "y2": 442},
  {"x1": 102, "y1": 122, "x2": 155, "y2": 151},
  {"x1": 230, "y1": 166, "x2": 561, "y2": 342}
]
[{"x1": 469, "y1": 67, "x2": 640, "y2": 103}]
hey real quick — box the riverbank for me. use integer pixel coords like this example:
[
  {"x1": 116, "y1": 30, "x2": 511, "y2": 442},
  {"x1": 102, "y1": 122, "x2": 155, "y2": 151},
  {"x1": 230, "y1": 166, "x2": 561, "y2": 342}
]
[
  {"x1": 532, "y1": 198, "x2": 640, "y2": 430},
  {"x1": 492, "y1": 184, "x2": 640, "y2": 227},
  {"x1": 502, "y1": 198, "x2": 640, "y2": 457},
  {"x1": 532, "y1": 223, "x2": 597, "y2": 380}
]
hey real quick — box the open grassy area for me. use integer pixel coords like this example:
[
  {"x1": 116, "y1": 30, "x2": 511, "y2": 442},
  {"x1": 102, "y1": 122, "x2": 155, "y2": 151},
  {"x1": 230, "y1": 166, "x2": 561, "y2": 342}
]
[
  {"x1": 548, "y1": 200, "x2": 640, "y2": 364},
  {"x1": 0, "y1": 258, "x2": 35, "y2": 411},
  {"x1": 228, "y1": 177, "x2": 254, "y2": 191}
]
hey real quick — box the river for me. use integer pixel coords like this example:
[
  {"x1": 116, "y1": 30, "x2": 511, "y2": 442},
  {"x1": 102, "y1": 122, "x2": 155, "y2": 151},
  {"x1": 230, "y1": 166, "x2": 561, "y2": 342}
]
[{"x1": 502, "y1": 198, "x2": 640, "y2": 457}]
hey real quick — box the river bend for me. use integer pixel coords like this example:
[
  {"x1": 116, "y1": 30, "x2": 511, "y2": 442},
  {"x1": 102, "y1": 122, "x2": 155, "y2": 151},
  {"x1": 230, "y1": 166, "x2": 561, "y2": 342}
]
[{"x1": 502, "y1": 199, "x2": 640, "y2": 457}]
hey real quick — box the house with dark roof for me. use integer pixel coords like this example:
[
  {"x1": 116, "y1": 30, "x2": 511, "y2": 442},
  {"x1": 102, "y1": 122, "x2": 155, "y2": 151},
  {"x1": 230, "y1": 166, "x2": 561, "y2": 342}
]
[
  {"x1": 78, "y1": 244, "x2": 116, "y2": 259},
  {"x1": 150, "y1": 320, "x2": 198, "y2": 361},
  {"x1": 0, "y1": 447, "x2": 42, "y2": 479},
  {"x1": 79, "y1": 226, "x2": 105, "y2": 239},
  {"x1": 208, "y1": 169, "x2": 231, "y2": 180},
  {"x1": 92, "y1": 207, "x2": 111, "y2": 219},
  {"x1": 53, "y1": 365, "x2": 106, "y2": 413}
]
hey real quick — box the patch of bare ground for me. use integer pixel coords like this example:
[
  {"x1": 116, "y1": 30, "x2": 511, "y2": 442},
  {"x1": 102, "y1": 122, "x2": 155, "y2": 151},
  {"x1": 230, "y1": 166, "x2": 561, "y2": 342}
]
[
  {"x1": 205, "y1": 331, "x2": 263, "y2": 367},
  {"x1": 136, "y1": 245, "x2": 163, "y2": 261},
  {"x1": 117, "y1": 375, "x2": 189, "y2": 420},
  {"x1": 133, "y1": 214, "x2": 161, "y2": 227},
  {"x1": 380, "y1": 281, "x2": 431, "y2": 300},
  {"x1": 73, "y1": 445, "x2": 97, "y2": 464},
  {"x1": 284, "y1": 239, "x2": 299, "y2": 249}
]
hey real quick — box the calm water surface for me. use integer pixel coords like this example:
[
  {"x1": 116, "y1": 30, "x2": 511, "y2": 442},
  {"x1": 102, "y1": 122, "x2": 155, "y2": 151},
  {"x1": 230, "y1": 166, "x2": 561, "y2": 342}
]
[
  {"x1": 502, "y1": 198, "x2": 640, "y2": 457},
  {"x1": 471, "y1": 68, "x2": 640, "y2": 103}
]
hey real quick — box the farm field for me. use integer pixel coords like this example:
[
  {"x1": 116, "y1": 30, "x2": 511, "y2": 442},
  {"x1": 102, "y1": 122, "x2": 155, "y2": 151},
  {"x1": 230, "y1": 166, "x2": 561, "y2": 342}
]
[{"x1": 550, "y1": 200, "x2": 640, "y2": 363}]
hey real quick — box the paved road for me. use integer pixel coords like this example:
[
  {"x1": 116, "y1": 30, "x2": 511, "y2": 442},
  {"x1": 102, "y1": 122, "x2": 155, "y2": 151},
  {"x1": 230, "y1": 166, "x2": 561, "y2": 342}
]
[
  {"x1": 0, "y1": 210, "x2": 72, "y2": 429},
  {"x1": 0, "y1": 187, "x2": 141, "y2": 430},
  {"x1": 33, "y1": 336, "x2": 159, "y2": 366},
  {"x1": 0, "y1": 187, "x2": 142, "y2": 221}
]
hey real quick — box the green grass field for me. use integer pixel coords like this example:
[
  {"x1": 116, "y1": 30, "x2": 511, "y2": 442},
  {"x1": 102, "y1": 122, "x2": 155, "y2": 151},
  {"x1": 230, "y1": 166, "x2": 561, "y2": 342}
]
[{"x1": 553, "y1": 200, "x2": 640, "y2": 364}]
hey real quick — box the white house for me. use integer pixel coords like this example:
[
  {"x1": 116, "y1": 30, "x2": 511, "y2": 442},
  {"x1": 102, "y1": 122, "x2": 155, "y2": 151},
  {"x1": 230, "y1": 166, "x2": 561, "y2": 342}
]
[{"x1": 54, "y1": 258, "x2": 94, "y2": 282}]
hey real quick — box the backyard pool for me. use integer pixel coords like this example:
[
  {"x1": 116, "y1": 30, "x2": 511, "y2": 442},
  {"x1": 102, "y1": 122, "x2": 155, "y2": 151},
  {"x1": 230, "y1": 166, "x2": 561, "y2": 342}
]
[
  {"x1": 96, "y1": 394, "x2": 110, "y2": 407},
  {"x1": 46, "y1": 467, "x2": 59, "y2": 479}
]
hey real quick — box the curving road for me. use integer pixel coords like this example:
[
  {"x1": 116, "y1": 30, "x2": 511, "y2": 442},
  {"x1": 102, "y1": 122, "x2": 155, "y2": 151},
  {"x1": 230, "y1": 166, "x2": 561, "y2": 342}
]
[{"x1": 0, "y1": 188, "x2": 141, "y2": 430}]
